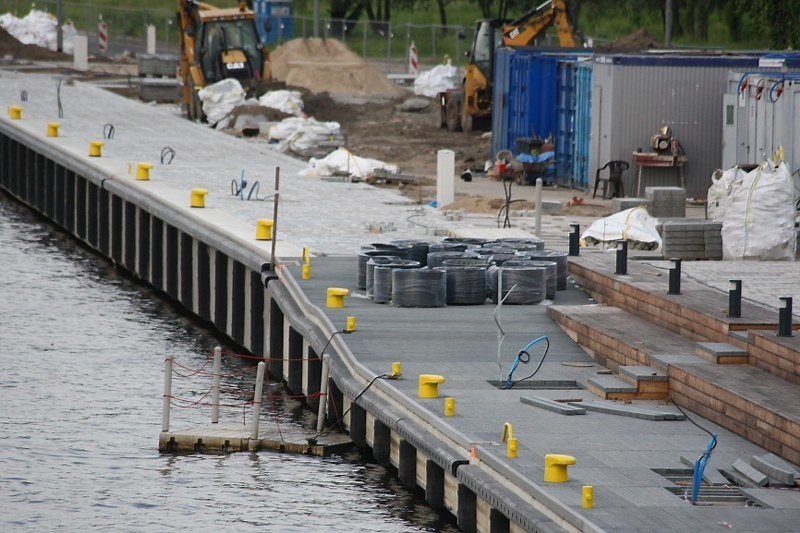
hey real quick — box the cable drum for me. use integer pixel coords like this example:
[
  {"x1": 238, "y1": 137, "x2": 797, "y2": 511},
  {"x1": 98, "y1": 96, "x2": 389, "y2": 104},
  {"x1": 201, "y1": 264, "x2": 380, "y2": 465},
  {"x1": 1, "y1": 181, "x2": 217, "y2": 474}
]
[
  {"x1": 366, "y1": 256, "x2": 402, "y2": 297},
  {"x1": 477, "y1": 252, "x2": 519, "y2": 265},
  {"x1": 493, "y1": 237, "x2": 545, "y2": 250},
  {"x1": 503, "y1": 260, "x2": 557, "y2": 300},
  {"x1": 392, "y1": 268, "x2": 447, "y2": 308},
  {"x1": 365, "y1": 242, "x2": 412, "y2": 260},
  {"x1": 357, "y1": 250, "x2": 401, "y2": 289},
  {"x1": 426, "y1": 251, "x2": 478, "y2": 269},
  {"x1": 487, "y1": 265, "x2": 547, "y2": 305},
  {"x1": 435, "y1": 266, "x2": 488, "y2": 305},
  {"x1": 372, "y1": 260, "x2": 421, "y2": 303},
  {"x1": 429, "y1": 242, "x2": 469, "y2": 253},
  {"x1": 520, "y1": 250, "x2": 568, "y2": 290},
  {"x1": 443, "y1": 237, "x2": 490, "y2": 246},
  {"x1": 390, "y1": 239, "x2": 430, "y2": 266},
  {"x1": 441, "y1": 258, "x2": 491, "y2": 267}
]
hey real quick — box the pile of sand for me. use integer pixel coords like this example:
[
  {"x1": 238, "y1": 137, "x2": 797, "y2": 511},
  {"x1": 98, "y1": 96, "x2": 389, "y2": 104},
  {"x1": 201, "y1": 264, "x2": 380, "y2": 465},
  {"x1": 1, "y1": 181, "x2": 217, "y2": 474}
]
[
  {"x1": 601, "y1": 28, "x2": 660, "y2": 52},
  {"x1": 0, "y1": 26, "x2": 69, "y2": 60},
  {"x1": 270, "y1": 38, "x2": 404, "y2": 98}
]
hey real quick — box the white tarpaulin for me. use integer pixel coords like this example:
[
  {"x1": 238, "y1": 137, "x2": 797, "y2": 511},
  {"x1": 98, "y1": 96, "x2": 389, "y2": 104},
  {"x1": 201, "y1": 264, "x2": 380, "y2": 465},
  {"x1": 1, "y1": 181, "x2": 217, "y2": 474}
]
[
  {"x1": 581, "y1": 207, "x2": 662, "y2": 251},
  {"x1": 267, "y1": 116, "x2": 341, "y2": 154},
  {"x1": 300, "y1": 147, "x2": 397, "y2": 179},
  {"x1": 413, "y1": 64, "x2": 459, "y2": 98},
  {"x1": 0, "y1": 9, "x2": 60, "y2": 51},
  {"x1": 197, "y1": 78, "x2": 245, "y2": 127},
  {"x1": 720, "y1": 161, "x2": 796, "y2": 260},
  {"x1": 258, "y1": 90, "x2": 304, "y2": 116}
]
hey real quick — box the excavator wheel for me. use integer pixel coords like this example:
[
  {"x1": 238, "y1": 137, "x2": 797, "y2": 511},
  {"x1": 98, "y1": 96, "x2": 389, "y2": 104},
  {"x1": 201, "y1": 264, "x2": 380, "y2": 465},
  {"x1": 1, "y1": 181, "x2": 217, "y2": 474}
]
[{"x1": 445, "y1": 98, "x2": 462, "y2": 132}]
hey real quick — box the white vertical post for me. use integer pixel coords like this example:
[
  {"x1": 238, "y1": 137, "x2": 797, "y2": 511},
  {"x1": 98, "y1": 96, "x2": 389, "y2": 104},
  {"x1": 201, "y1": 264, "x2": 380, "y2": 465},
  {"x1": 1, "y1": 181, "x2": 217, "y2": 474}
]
[
  {"x1": 146, "y1": 24, "x2": 156, "y2": 54},
  {"x1": 211, "y1": 346, "x2": 222, "y2": 423},
  {"x1": 73, "y1": 34, "x2": 88, "y2": 71},
  {"x1": 316, "y1": 354, "x2": 330, "y2": 433},
  {"x1": 534, "y1": 178, "x2": 543, "y2": 237},
  {"x1": 437, "y1": 149, "x2": 455, "y2": 208},
  {"x1": 249, "y1": 361, "x2": 266, "y2": 445},
  {"x1": 162, "y1": 358, "x2": 173, "y2": 432}
]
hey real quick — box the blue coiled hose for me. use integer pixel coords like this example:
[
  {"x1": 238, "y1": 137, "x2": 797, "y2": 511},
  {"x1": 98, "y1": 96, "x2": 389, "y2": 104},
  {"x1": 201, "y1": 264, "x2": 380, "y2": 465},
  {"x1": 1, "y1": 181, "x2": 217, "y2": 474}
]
[{"x1": 503, "y1": 335, "x2": 549, "y2": 390}]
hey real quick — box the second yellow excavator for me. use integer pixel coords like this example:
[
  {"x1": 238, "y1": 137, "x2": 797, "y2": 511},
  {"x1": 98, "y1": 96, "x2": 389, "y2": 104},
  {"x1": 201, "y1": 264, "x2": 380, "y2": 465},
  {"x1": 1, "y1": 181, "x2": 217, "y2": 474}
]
[{"x1": 439, "y1": 0, "x2": 578, "y2": 132}]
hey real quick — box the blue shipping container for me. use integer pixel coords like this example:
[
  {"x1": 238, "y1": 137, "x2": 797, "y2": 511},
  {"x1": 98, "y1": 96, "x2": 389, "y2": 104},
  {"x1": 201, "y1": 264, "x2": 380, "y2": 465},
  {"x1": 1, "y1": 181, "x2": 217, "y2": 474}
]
[
  {"x1": 252, "y1": 0, "x2": 293, "y2": 45},
  {"x1": 492, "y1": 48, "x2": 591, "y2": 188}
]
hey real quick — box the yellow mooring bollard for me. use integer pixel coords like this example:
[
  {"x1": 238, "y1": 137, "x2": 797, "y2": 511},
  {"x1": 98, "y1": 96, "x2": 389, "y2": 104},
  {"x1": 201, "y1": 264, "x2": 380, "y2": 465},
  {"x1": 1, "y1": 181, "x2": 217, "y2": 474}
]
[
  {"x1": 46, "y1": 122, "x2": 60, "y2": 137},
  {"x1": 190, "y1": 188, "x2": 209, "y2": 208},
  {"x1": 89, "y1": 141, "x2": 104, "y2": 157},
  {"x1": 444, "y1": 397, "x2": 455, "y2": 417},
  {"x1": 136, "y1": 163, "x2": 153, "y2": 181},
  {"x1": 326, "y1": 287, "x2": 349, "y2": 308},
  {"x1": 582, "y1": 485, "x2": 594, "y2": 509},
  {"x1": 501, "y1": 422, "x2": 517, "y2": 458},
  {"x1": 418, "y1": 374, "x2": 444, "y2": 398},
  {"x1": 544, "y1": 454, "x2": 576, "y2": 483},
  {"x1": 255, "y1": 218, "x2": 273, "y2": 240},
  {"x1": 391, "y1": 362, "x2": 402, "y2": 377},
  {"x1": 302, "y1": 263, "x2": 311, "y2": 280},
  {"x1": 8, "y1": 106, "x2": 22, "y2": 119}
]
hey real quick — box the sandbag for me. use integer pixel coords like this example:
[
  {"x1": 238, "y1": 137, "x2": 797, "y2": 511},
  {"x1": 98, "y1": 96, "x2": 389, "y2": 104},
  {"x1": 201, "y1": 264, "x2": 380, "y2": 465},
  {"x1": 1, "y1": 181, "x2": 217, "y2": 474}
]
[
  {"x1": 707, "y1": 166, "x2": 746, "y2": 221},
  {"x1": 581, "y1": 207, "x2": 662, "y2": 251}
]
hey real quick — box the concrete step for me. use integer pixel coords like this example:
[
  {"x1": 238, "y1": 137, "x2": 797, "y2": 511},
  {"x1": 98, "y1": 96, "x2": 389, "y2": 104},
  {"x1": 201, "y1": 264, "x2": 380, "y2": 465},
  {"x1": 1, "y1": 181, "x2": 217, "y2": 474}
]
[
  {"x1": 616, "y1": 365, "x2": 670, "y2": 399},
  {"x1": 695, "y1": 342, "x2": 749, "y2": 364},
  {"x1": 586, "y1": 375, "x2": 638, "y2": 400},
  {"x1": 649, "y1": 353, "x2": 708, "y2": 376}
]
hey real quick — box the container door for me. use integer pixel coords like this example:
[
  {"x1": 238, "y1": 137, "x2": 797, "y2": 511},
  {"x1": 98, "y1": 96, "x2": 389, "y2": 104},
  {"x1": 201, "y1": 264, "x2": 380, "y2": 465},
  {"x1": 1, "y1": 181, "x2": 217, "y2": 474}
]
[
  {"x1": 555, "y1": 61, "x2": 575, "y2": 186},
  {"x1": 573, "y1": 63, "x2": 591, "y2": 189},
  {"x1": 721, "y1": 93, "x2": 737, "y2": 168}
]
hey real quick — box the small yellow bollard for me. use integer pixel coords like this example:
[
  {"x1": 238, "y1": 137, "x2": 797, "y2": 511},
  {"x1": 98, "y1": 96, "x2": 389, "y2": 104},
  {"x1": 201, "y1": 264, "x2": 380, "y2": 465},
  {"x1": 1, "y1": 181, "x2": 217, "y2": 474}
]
[
  {"x1": 582, "y1": 485, "x2": 594, "y2": 509},
  {"x1": 418, "y1": 374, "x2": 444, "y2": 398},
  {"x1": 507, "y1": 437, "x2": 518, "y2": 458},
  {"x1": 391, "y1": 362, "x2": 402, "y2": 377},
  {"x1": 190, "y1": 188, "x2": 209, "y2": 208},
  {"x1": 255, "y1": 218, "x2": 273, "y2": 240},
  {"x1": 301, "y1": 263, "x2": 311, "y2": 280},
  {"x1": 444, "y1": 397, "x2": 455, "y2": 417},
  {"x1": 326, "y1": 287, "x2": 349, "y2": 308},
  {"x1": 302, "y1": 246, "x2": 310, "y2": 264},
  {"x1": 136, "y1": 162, "x2": 153, "y2": 181},
  {"x1": 46, "y1": 122, "x2": 60, "y2": 137},
  {"x1": 544, "y1": 454, "x2": 576, "y2": 483},
  {"x1": 8, "y1": 106, "x2": 22, "y2": 119},
  {"x1": 89, "y1": 141, "x2": 104, "y2": 157},
  {"x1": 345, "y1": 316, "x2": 356, "y2": 333}
]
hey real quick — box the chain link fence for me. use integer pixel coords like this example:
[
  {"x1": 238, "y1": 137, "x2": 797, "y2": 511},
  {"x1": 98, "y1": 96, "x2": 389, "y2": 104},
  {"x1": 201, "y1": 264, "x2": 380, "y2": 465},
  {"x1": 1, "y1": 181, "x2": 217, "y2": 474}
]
[{"x1": 1, "y1": 1, "x2": 479, "y2": 71}]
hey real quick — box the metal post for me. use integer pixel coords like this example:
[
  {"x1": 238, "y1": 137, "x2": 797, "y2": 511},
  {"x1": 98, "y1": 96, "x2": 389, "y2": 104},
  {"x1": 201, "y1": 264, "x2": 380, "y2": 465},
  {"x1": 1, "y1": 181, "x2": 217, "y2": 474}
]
[
  {"x1": 615, "y1": 240, "x2": 627, "y2": 275},
  {"x1": 569, "y1": 224, "x2": 580, "y2": 256},
  {"x1": 316, "y1": 354, "x2": 331, "y2": 433},
  {"x1": 778, "y1": 296, "x2": 793, "y2": 337},
  {"x1": 211, "y1": 346, "x2": 222, "y2": 423},
  {"x1": 668, "y1": 258, "x2": 682, "y2": 295},
  {"x1": 728, "y1": 280, "x2": 742, "y2": 318},
  {"x1": 56, "y1": 0, "x2": 64, "y2": 52},
  {"x1": 313, "y1": 0, "x2": 319, "y2": 38},
  {"x1": 162, "y1": 358, "x2": 173, "y2": 432},
  {"x1": 534, "y1": 178, "x2": 543, "y2": 237},
  {"x1": 269, "y1": 167, "x2": 280, "y2": 272},
  {"x1": 250, "y1": 361, "x2": 267, "y2": 445}
]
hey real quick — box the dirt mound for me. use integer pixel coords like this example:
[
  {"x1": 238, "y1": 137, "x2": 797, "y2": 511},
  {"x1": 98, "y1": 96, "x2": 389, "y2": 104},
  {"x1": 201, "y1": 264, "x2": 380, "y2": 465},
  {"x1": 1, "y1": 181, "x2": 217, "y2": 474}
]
[
  {"x1": 270, "y1": 38, "x2": 404, "y2": 98},
  {"x1": 0, "y1": 26, "x2": 69, "y2": 61},
  {"x1": 601, "y1": 28, "x2": 660, "y2": 52}
]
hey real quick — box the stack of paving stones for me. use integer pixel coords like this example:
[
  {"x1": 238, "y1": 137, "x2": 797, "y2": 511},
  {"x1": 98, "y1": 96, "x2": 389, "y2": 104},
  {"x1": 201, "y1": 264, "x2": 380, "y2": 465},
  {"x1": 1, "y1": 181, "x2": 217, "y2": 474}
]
[
  {"x1": 612, "y1": 197, "x2": 652, "y2": 213},
  {"x1": 657, "y1": 220, "x2": 723, "y2": 260},
  {"x1": 645, "y1": 186, "x2": 686, "y2": 218}
]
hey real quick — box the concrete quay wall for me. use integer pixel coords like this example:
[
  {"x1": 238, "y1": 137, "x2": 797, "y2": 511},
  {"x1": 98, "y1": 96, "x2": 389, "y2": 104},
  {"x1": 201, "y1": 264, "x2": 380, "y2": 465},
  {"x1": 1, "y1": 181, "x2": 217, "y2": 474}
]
[{"x1": 0, "y1": 79, "x2": 595, "y2": 533}]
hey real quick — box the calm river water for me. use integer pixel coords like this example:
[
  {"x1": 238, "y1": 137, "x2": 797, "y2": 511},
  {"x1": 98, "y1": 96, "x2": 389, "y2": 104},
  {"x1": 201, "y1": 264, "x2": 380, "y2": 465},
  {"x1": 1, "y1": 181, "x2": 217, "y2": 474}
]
[{"x1": 0, "y1": 194, "x2": 457, "y2": 532}]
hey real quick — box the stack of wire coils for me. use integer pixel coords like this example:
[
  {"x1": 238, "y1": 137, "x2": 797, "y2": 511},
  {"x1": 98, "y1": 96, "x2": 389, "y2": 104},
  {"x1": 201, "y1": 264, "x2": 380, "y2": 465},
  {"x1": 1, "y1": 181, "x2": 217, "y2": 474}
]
[
  {"x1": 435, "y1": 265, "x2": 488, "y2": 305},
  {"x1": 429, "y1": 241, "x2": 470, "y2": 253},
  {"x1": 426, "y1": 251, "x2": 478, "y2": 268},
  {"x1": 520, "y1": 250, "x2": 568, "y2": 290},
  {"x1": 392, "y1": 269, "x2": 447, "y2": 307},
  {"x1": 492, "y1": 237, "x2": 545, "y2": 250},
  {"x1": 372, "y1": 260, "x2": 421, "y2": 303},
  {"x1": 442, "y1": 237, "x2": 489, "y2": 247},
  {"x1": 487, "y1": 265, "x2": 547, "y2": 304},
  {"x1": 388, "y1": 239, "x2": 430, "y2": 266},
  {"x1": 503, "y1": 260, "x2": 557, "y2": 300},
  {"x1": 357, "y1": 249, "x2": 402, "y2": 289},
  {"x1": 366, "y1": 256, "x2": 401, "y2": 297}
]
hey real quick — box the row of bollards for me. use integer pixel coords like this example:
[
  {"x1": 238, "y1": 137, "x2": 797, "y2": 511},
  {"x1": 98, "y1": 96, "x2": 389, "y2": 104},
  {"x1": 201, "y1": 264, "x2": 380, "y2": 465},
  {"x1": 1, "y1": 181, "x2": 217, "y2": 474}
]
[{"x1": 607, "y1": 236, "x2": 794, "y2": 337}]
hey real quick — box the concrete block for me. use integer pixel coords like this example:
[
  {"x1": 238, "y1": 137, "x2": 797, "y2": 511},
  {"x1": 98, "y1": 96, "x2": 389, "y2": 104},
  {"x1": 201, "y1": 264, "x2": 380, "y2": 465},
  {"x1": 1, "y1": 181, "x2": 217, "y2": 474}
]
[
  {"x1": 138, "y1": 54, "x2": 179, "y2": 77},
  {"x1": 520, "y1": 395, "x2": 586, "y2": 415},
  {"x1": 586, "y1": 376, "x2": 637, "y2": 393},
  {"x1": 613, "y1": 197, "x2": 651, "y2": 213},
  {"x1": 732, "y1": 458, "x2": 769, "y2": 486},
  {"x1": 696, "y1": 342, "x2": 748, "y2": 357},
  {"x1": 751, "y1": 453, "x2": 799, "y2": 485},
  {"x1": 618, "y1": 365, "x2": 668, "y2": 382}
]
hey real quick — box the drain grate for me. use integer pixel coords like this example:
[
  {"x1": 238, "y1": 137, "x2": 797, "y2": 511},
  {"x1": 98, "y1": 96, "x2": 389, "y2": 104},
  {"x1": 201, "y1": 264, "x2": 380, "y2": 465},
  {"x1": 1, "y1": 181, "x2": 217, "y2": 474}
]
[
  {"x1": 487, "y1": 379, "x2": 583, "y2": 390},
  {"x1": 652, "y1": 468, "x2": 762, "y2": 507}
]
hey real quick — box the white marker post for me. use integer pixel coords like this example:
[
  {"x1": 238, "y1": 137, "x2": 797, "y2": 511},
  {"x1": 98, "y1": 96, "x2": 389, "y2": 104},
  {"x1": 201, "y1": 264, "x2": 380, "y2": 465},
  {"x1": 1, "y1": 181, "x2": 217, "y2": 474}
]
[
  {"x1": 437, "y1": 149, "x2": 455, "y2": 209},
  {"x1": 249, "y1": 361, "x2": 266, "y2": 449},
  {"x1": 162, "y1": 358, "x2": 173, "y2": 432},
  {"x1": 316, "y1": 354, "x2": 330, "y2": 433},
  {"x1": 146, "y1": 25, "x2": 156, "y2": 54},
  {"x1": 211, "y1": 346, "x2": 221, "y2": 423}
]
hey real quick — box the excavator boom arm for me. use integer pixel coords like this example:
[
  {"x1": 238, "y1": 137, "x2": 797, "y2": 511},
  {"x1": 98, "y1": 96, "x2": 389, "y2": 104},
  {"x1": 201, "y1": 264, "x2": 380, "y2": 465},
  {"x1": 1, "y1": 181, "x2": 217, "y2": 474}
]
[{"x1": 502, "y1": 0, "x2": 576, "y2": 48}]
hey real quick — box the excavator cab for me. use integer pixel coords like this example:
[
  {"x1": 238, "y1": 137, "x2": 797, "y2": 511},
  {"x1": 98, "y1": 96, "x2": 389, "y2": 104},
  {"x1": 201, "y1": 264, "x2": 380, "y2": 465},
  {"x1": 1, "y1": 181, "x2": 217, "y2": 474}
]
[
  {"x1": 469, "y1": 19, "x2": 505, "y2": 86},
  {"x1": 197, "y1": 20, "x2": 263, "y2": 85}
]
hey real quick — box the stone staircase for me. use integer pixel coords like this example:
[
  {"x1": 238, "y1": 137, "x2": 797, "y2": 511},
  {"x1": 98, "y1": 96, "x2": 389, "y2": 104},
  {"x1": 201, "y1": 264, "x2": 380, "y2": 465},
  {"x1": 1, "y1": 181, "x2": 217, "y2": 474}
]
[{"x1": 549, "y1": 254, "x2": 800, "y2": 465}]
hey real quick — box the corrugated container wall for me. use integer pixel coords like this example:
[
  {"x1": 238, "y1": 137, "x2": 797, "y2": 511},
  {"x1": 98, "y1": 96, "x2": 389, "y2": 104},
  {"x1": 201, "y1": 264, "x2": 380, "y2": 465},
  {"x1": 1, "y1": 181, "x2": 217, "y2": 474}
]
[
  {"x1": 492, "y1": 48, "x2": 591, "y2": 187},
  {"x1": 590, "y1": 55, "x2": 762, "y2": 198}
]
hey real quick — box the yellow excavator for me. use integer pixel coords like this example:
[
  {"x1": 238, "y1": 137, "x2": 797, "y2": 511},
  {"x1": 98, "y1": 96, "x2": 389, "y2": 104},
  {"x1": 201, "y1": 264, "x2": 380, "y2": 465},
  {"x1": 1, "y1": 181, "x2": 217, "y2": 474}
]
[
  {"x1": 177, "y1": 0, "x2": 275, "y2": 121},
  {"x1": 439, "y1": 0, "x2": 577, "y2": 132}
]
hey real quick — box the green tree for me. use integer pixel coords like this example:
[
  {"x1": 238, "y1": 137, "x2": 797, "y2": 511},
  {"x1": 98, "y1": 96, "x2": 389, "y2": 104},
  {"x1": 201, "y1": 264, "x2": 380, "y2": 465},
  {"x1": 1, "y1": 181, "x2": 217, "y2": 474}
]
[{"x1": 737, "y1": 0, "x2": 800, "y2": 49}]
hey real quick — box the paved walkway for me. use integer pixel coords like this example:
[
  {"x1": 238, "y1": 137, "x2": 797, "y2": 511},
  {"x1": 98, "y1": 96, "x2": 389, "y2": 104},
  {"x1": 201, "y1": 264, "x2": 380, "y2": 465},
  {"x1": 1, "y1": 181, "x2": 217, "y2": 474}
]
[{"x1": 2, "y1": 72, "x2": 799, "y2": 532}]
